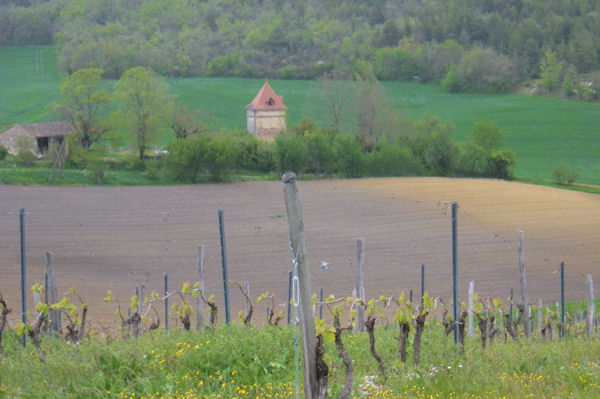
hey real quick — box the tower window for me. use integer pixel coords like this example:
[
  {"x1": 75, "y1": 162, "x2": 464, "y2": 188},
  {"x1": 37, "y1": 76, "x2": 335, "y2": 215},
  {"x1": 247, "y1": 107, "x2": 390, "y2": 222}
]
[{"x1": 267, "y1": 97, "x2": 274, "y2": 106}]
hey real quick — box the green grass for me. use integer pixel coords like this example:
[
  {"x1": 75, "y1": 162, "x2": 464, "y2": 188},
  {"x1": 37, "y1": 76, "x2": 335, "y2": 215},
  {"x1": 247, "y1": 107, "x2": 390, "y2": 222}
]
[
  {"x1": 0, "y1": 46, "x2": 63, "y2": 129},
  {"x1": 2, "y1": 46, "x2": 599, "y2": 185},
  {"x1": 2, "y1": 323, "x2": 600, "y2": 398}
]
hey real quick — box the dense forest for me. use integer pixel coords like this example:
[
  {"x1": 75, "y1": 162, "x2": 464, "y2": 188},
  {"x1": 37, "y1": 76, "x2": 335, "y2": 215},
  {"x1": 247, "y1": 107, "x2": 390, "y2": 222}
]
[{"x1": 1, "y1": 0, "x2": 600, "y2": 96}]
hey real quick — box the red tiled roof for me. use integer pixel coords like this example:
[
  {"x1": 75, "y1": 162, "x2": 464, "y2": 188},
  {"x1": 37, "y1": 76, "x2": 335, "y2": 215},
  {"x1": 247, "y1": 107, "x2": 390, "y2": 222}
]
[{"x1": 245, "y1": 81, "x2": 287, "y2": 111}]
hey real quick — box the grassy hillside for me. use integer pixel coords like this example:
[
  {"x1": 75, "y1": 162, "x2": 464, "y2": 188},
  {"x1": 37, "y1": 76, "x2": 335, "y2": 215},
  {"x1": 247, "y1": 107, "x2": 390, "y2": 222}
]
[
  {"x1": 0, "y1": 47, "x2": 62, "y2": 129},
  {"x1": 1, "y1": 47, "x2": 599, "y2": 185}
]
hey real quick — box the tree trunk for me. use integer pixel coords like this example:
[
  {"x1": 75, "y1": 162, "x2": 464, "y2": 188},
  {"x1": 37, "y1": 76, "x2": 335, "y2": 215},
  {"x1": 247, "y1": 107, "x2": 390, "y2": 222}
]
[
  {"x1": 365, "y1": 316, "x2": 386, "y2": 380},
  {"x1": 334, "y1": 315, "x2": 353, "y2": 399},
  {"x1": 398, "y1": 322, "x2": 410, "y2": 363}
]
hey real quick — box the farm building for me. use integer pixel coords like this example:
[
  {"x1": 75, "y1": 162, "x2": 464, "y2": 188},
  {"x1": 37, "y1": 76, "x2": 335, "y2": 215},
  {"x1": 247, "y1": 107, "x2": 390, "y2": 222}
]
[
  {"x1": 0, "y1": 122, "x2": 70, "y2": 156},
  {"x1": 245, "y1": 81, "x2": 287, "y2": 141}
]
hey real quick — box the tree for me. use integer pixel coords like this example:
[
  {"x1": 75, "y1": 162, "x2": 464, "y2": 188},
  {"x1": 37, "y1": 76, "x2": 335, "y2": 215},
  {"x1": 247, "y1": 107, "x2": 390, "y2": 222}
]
[
  {"x1": 539, "y1": 50, "x2": 563, "y2": 94},
  {"x1": 170, "y1": 103, "x2": 207, "y2": 139},
  {"x1": 470, "y1": 120, "x2": 502, "y2": 151},
  {"x1": 54, "y1": 68, "x2": 111, "y2": 149},
  {"x1": 315, "y1": 70, "x2": 352, "y2": 133},
  {"x1": 115, "y1": 67, "x2": 172, "y2": 161}
]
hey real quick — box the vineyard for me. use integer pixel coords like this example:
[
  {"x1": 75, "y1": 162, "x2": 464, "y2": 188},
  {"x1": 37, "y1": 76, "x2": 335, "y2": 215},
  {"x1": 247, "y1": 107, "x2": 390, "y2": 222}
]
[{"x1": 1, "y1": 176, "x2": 599, "y2": 397}]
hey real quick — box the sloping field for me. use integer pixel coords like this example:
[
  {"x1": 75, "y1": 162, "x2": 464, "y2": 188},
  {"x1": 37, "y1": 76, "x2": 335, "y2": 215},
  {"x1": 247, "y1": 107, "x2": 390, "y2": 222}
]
[{"x1": 0, "y1": 177, "x2": 598, "y2": 326}]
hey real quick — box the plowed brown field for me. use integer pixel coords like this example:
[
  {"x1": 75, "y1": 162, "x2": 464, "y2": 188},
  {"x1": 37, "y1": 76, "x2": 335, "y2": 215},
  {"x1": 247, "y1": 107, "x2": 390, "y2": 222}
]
[{"x1": 1, "y1": 177, "x2": 598, "y2": 326}]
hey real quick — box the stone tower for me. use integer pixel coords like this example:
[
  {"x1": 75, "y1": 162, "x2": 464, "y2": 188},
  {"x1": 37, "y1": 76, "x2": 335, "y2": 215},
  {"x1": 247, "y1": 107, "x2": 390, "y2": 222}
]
[{"x1": 245, "y1": 81, "x2": 287, "y2": 141}]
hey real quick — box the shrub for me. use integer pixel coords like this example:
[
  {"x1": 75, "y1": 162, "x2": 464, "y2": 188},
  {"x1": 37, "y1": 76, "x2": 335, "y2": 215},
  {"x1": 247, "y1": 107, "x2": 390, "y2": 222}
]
[
  {"x1": 0, "y1": 144, "x2": 8, "y2": 160},
  {"x1": 86, "y1": 160, "x2": 109, "y2": 184},
  {"x1": 163, "y1": 134, "x2": 241, "y2": 183},
  {"x1": 15, "y1": 135, "x2": 36, "y2": 154},
  {"x1": 334, "y1": 134, "x2": 364, "y2": 177},
  {"x1": 16, "y1": 151, "x2": 37, "y2": 167},
  {"x1": 163, "y1": 138, "x2": 203, "y2": 183},
  {"x1": 455, "y1": 142, "x2": 489, "y2": 176},
  {"x1": 228, "y1": 131, "x2": 275, "y2": 172},
  {"x1": 143, "y1": 158, "x2": 163, "y2": 181},
  {"x1": 65, "y1": 142, "x2": 93, "y2": 168},
  {"x1": 485, "y1": 149, "x2": 516, "y2": 180},
  {"x1": 203, "y1": 134, "x2": 241, "y2": 182},
  {"x1": 552, "y1": 163, "x2": 578, "y2": 185},
  {"x1": 304, "y1": 131, "x2": 337, "y2": 174},
  {"x1": 442, "y1": 64, "x2": 461, "y2": 93},
  {"x1": 365, "y1": 143, "x2": 424, "y2": 176},
  {"x1": 274, "y1": 133, "x2": 310, "y2": 174},
  {"x1": 454, "y1": 47, "x2": 516, "y2": 93}
]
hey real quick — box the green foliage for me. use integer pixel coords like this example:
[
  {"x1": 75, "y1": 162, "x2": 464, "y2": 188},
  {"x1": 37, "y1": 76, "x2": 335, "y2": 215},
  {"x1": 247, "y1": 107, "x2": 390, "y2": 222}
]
[
  {"x1": 163, "y1": 134, "x2": 241, "y2": 183},
  {"x1": 486, "y1": 149, "x2": 516, "y2": 179},
  {"x1": 373, "y1": 46, "x2": 423, "y2": 81},
  {"x1": 16, "y1": 151, "x2": 37, "y2": 167},
  {"x1": 2, "y1": 40, "x2": 599, "y2": 186},
  {"x1": 412, "y1": 116, "x2": 457, "y2": 176},
  {"x1": 227, "y1": 131, "x2": 275, "y2": 173},
  {"x1": 115, "y1": 66, "x2": 173, "y2": 161},
  {"x1": 54, "y1": 68, "x2": 111, "y2": 149},
  {"x1": 365, "y1": 142, "x2": 424, "y2": 176},
  {"x1": 441, "y1": 64, "x2": 461, "y2": 93},
  {"x1": 4, "y1": 0, "x2": 600, "y2": 99},
  {"x1": 456, "y1": 120, "x2": 515, "y2": 179},
  {"x1": 303, "y1": 130, "x2": 337, "y2": 174},
  {"x1": 454, "y1": 47, "x2": 516, "y2": 93},
  {"x1": 15, "y1": 135, "x2": 35, "y2": 155},
  {"x1": 552, "y1": 163, "x2": 579, "y2": 185},
  {"x1": 0, "y1": 145, "x2": 8, "y2": 161},
  {"x1": 86, "y1": 159, "x2": 109, "y2": 184},
  {"x1": 273, "y1": 133, "x2": 310, "y2": 174},
  {"x1": 539, "y1": 50, "x2": 564, "y2": 94},
  {"x1": 333, "y1": 134, "x2": 364, "y2": 178},
  {"x1": 470, "y1": 120, "x2": 503, "y2": 151}
]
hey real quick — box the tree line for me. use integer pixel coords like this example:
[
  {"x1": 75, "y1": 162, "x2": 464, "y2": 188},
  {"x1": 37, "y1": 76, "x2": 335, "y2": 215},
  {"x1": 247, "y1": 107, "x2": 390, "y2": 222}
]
[
  {"x1": 46, "y1": 66, "x2": 515, "y2": 184},
  {"x1": 1, "y1": 0, "x2": 600, "y2": 97}
]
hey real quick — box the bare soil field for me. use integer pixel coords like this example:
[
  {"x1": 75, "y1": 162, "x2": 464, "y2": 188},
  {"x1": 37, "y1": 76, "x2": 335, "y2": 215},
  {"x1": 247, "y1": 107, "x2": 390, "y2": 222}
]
[{"x1": 0, "y1": 177, "x2": 598, "y2": 327}]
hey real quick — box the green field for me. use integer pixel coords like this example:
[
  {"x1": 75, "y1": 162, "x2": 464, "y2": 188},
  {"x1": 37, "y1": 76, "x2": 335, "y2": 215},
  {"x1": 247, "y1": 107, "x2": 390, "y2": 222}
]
[{"x1": 1, "y1": 46, "x2": 599, "y2": 185}]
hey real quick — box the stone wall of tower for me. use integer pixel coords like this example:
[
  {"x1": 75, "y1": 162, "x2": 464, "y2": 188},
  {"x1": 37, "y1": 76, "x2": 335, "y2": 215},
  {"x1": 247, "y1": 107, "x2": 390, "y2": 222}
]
[{"x1": 247, "y1": 109, "x2": 286, "y2": 141}]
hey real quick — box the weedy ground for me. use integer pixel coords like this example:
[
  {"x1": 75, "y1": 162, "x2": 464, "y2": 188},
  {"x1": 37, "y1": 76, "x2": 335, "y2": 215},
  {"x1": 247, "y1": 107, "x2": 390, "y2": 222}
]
[{"x1": 1, "y1": 324, "x2": 599, "y2": 398}]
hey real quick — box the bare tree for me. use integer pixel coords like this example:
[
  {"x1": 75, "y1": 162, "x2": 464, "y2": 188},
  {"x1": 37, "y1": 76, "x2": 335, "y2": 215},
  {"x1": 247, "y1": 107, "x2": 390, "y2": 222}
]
[
  {"x1": 315, "y1": 70, "x2": 352, "y2": 132},
  {"x1": 170, "y1": 103, "x2": 207, "y2": 139}
]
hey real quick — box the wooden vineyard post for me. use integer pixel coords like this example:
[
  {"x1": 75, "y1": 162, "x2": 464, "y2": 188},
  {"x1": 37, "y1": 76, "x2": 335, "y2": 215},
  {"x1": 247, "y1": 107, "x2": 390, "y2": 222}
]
[
  {"x1": 537, "y1": 298, "x2": 543, "y2": 334},
  {"x1": 19, "y1": 207, "x2": 27, "y2": 348},
  {"x1": 319, "y1": 288, "x2": 324, "y2": 319},
  {"x1": 218, "y1": 209, "x2": 231, "y2": 325},
  {"x1": 451, "y1": 201, "x2": 459, "y2": 344},
  {"x1": 518, "y1": 231, "x2": 530, "y2": 337},
  {"x1": 287, "y1": 271, "x2": 292, "y2": 325},
  {"x1": 420, "y1": 263, "x2": 425, "y2": 309},
  {"x1": 560, "y1": 262, "x2": 565, "y2": 339},
  {"x1": 196, "y1": 245, "x2": 205, "y2": 331},
  {"x1": 244, "y1": 282, "x2": 250, "y2": 321},
  {"x1": 467, "y1": 280, "x2": 475, "y2": 336},
  {"x1": 355, "y1": 238, "x2": 366, "y2": 333},
  {"x1": 46, "y1": 251, "x2": 61, "y2": 335},
  {"x1": 164, "y1": 273, "x2": 169, "y2": 331},
  {"x1": 136, "y1": 285, "x2": 144, "y2": 338},
  {"x1": 282, "y1": 172, "x2": 317, "y2": 399},
  {"x1": 586, "y1": 274, "x2": 595, "y2": 340}
]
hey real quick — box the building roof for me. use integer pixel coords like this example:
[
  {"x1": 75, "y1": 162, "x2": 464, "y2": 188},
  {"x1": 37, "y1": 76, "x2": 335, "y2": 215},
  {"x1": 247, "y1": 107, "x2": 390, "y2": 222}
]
[
  {"x1": 245, "y1": 81, "x2": 287, "y2": 111},
  {"x1": 1, "y1": 122, "x2": 71, "y2": 138}
]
